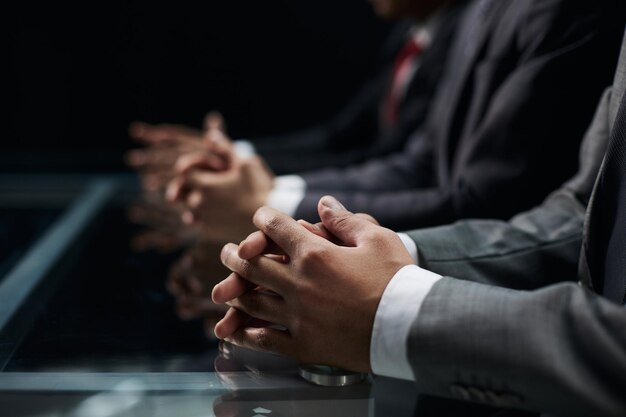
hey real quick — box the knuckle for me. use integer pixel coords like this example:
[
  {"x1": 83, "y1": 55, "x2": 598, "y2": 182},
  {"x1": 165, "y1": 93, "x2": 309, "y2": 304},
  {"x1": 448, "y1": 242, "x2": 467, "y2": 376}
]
[
  {"x1": 331, "y1": 214, "x2": 351, "y2": 231},
  {"x1": 299, "y1": 245, "x2": 328, "y2": 267},
  {"x1": 359, "y1": 228, "x2": 380, "y2": 242},
  {"x1": 255, "y1": 328, "x2": 274, "y2": 351},
  {"x1": 362, "y1": 224, "x2": 394, "y2": 243},
  {"x1": 262, "y1": 214, "x2": 282, "y2": 235},
  {"x1": 253, "y1": 207, "x2": 282, "y2": 235},
  {"x1": 237, "y1": 258, "x2": 254, "y2": 277}
]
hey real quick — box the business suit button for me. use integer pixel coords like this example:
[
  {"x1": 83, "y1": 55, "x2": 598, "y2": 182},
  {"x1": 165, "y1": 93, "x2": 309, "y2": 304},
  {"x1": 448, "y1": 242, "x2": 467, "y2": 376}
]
[{"x1": 450, "y1": 384, "x2": 471, "y2": 401}]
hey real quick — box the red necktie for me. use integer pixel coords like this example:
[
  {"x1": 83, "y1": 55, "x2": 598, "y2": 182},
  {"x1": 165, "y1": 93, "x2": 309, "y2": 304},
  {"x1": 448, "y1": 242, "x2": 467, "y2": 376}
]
[{"x1": 384, "y1": 37, "x2": 424, "y2": 123}]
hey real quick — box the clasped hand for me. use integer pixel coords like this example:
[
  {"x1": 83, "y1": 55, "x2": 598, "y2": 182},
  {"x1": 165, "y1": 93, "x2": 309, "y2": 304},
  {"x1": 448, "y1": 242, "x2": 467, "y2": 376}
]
[{"x1": 211, "y1": 196, "x2": 414, "y2": 372}]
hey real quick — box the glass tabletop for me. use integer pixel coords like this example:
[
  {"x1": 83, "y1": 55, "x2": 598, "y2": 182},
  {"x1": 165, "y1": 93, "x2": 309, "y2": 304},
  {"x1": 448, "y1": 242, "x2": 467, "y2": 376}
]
[{"x1": 0, "y1": 177, "x2": 505, "y2": 417}]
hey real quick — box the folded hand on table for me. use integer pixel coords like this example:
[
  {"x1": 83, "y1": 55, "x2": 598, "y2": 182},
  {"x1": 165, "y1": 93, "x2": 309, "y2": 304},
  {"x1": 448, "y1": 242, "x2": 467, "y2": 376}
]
[{"x1": 211, "y1": 196, "x2": 413, "y2": 372}]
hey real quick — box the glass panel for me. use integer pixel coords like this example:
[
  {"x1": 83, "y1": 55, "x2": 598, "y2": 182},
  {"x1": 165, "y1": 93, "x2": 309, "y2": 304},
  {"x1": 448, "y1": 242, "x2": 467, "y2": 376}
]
[
  {"x1": 0, "y1": 208, "x2": 61, "y2": 282},
  {"x1": 4, "y1": 204, "x2": 220, "y2": 373}
]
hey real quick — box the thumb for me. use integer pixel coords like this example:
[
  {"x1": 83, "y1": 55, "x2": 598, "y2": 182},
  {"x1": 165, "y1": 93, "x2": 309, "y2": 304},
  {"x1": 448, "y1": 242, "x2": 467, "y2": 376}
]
[
  {"x1": 317, "y1": 196, "x2": 375, "y2": 247},
  {"x1": 203, "y1": 111, "x2": 226, "y2": 133}
]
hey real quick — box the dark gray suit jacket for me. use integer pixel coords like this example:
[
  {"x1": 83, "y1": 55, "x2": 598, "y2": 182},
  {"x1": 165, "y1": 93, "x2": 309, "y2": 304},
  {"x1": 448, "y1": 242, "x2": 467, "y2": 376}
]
[
  {"x1": 295, "y1": 0, "x2": 625, "y2": 231},
  {"x1": 403, "y1": 34, "x2": 626, "y2": 417}
]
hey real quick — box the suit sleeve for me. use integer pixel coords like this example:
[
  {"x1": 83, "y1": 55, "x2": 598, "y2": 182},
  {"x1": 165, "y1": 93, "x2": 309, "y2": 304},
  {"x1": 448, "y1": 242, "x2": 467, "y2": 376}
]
[
  {"x1": 295, "y1": 1, "x2": 622, "y2": 230},
  {"x1": 404, "y1": 89, "x2": 612, "y2": 290},
  {"x1": 408, "y1": 277, "x2": 626, "y2": 417}
]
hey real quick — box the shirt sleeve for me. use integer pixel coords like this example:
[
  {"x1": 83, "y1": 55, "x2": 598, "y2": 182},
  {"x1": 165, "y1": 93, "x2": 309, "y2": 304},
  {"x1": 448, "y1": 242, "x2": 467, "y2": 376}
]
[
  {"x1": 233, "y1": 140, "x2": 256, "y2": 159},
  {"x1": 266, "y1": 175, "x2": 307, "y2": 217},
  {"x1": 370, "y1": 264, "x2": 442, "y2": 380},
  {"x1": 397, "y1": 233, "x2": 418, "y2": 264}
]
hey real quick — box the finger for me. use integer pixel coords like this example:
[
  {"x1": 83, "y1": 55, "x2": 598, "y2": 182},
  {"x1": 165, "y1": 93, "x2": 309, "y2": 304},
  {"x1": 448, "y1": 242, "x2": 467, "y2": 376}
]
[
  {"x1": 129, "y1": 122, "x2": 201, "y2": 144},
  {"x1": 203, "y1": 111, "x2": 226, "y2": 132},
  {"x1": 212, "y1": 272, "x2": 256, "y2": 304},
  {"x1": 297, "y1": 219, "x2": 335, "y2": 240},
  {"x1": 178, "y1": 167, "x2": 224, "y2": 191},
  {"x1": 205, "y1": 144, "x2": 232, "y2": 171},
  {"x1": 185, "y1": 190, "x2": 204, "y2": 210},
  {"x1": 174, "y1": 152, "x2": 215, "y2": 176},
  {"x1": 181, "y1": 210, "x2": 195, "y2": 224},
  {"x1": 214, "y1": 307, "x2": 272, "y2": 340},
  {"x1": 238, "y1": 231, "x2": 285, "y2": 260},
  {"x1": 297, "y1": 219, "x2": 350, "y2": 245},
  {"x1": 252, "y1": 206, "x2": 326, "y2": 257},
  {"x1": 220, "y1": 243, "x2": 291, "y2": 294},
  {"x1": 125, "y1": 149, "x2": 149, "y2": 167},
  {"x1": 128, "y1": 122, "x2": 152, "y2": 141},
  {"x1": 142, "y1": 169, "x2": 175, "y2": 191},
  {"x1": 317, "y1": 195, "x2": 379, "y2": 246},
  {"x1": 127, "y1": 147, "x2": 179, "y2": 169},
  {"x1": 187, "y1": 274, "x2": 205, "y2": 295},
  {"x1": 131, "y1": 230, "x2": 182, "y2": 253},
  {"x1": 224, "y1": 325, "x2": 294, "y2": 357},
  {"x1": 214, "y1": 307, "x2": 249, "y2": 340},
  {"x1": 297, "y1": 214, "x2": 378, "y2": 247},
  {"x1": 165, "y1": 176, "x2": 187, "y2": 202},
  {"x1": 167, "y1": 255, "x2": 194, "y2": 295},
  {"x1": 227, "y1": 291, "x2": 287, "y2": 327},
  {"x1": 203, "y1": 128, "x2": 232, "y2": 148}
]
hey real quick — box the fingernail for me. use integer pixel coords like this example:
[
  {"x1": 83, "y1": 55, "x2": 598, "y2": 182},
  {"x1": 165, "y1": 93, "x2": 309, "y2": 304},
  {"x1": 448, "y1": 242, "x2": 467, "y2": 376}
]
[
  {"x1": 320, "y1": 195, "x2": 345, "y2": 211},
  {"x1": 220, "y1": 244, "x2": 230, "y2": 263}
]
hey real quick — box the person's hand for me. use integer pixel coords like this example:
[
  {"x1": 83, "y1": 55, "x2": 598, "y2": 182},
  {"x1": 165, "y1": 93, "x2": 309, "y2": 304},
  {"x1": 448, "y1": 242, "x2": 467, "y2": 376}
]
[
  {"x1": 165, "y1": 155, "x2": 274, "y2": 244},
  {"x1": 126, "y1": 121, "x2": 205, "y2": 191},
  {"x1": 212, "y1": 196, "x2": 414, "y2": 372},
  {"x1": 127, "y1": 193, "x2": 202, "y2": 253},
  {"x1": 236, "y1": 213, "x2": 380, "y2": 260},
  {"x1": 126, "y1": 112, "x2": 233, "y2": 191},
  {"x1": 166, "y1": 242, "x2": 230, "y2": 329}
]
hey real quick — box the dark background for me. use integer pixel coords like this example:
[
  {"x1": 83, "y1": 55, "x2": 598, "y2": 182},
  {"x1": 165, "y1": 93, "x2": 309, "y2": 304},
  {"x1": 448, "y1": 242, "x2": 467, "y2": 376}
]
[{"x1": 4, "y1": 0, "x2": 390, "y2": 172}]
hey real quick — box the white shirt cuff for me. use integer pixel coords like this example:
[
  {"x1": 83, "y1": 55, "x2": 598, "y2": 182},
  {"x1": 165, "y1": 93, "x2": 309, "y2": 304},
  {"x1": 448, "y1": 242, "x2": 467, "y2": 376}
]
[
  {"x1": 397, "y1": 233, "x2": 418, "y2": 264},
  {"x1": 266, "y1": 175, "x2": 306, "y2": 217},
  {"x1": 233, "y1": 140, "x2": 256, "y2": 159},
  {"x1": 370, "y1": 264, "x2": 442, "y2": 380}
]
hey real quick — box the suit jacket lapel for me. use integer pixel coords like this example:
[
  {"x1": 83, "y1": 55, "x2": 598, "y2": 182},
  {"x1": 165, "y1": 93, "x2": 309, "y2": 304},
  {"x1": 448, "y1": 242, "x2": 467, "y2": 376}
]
[
  {"x1": 609, "y1": 29, "x2": 626, "y2": 127},
  {"x1": 579, "y1": 169, "x2": 604, "y2": 291},
  {"x1": 580, "y1": 31, "x2": 626, "y2": 294}
]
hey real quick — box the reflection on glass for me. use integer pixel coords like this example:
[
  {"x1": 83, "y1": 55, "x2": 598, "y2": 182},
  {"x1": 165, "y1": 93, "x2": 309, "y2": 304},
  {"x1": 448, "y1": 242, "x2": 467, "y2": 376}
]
[
  {"x1": 5, "y1": 193, "x2": 225, "y2": 373},
  {"x1": 212, "y1": 341, "x2": 373, "y2": 417}
]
